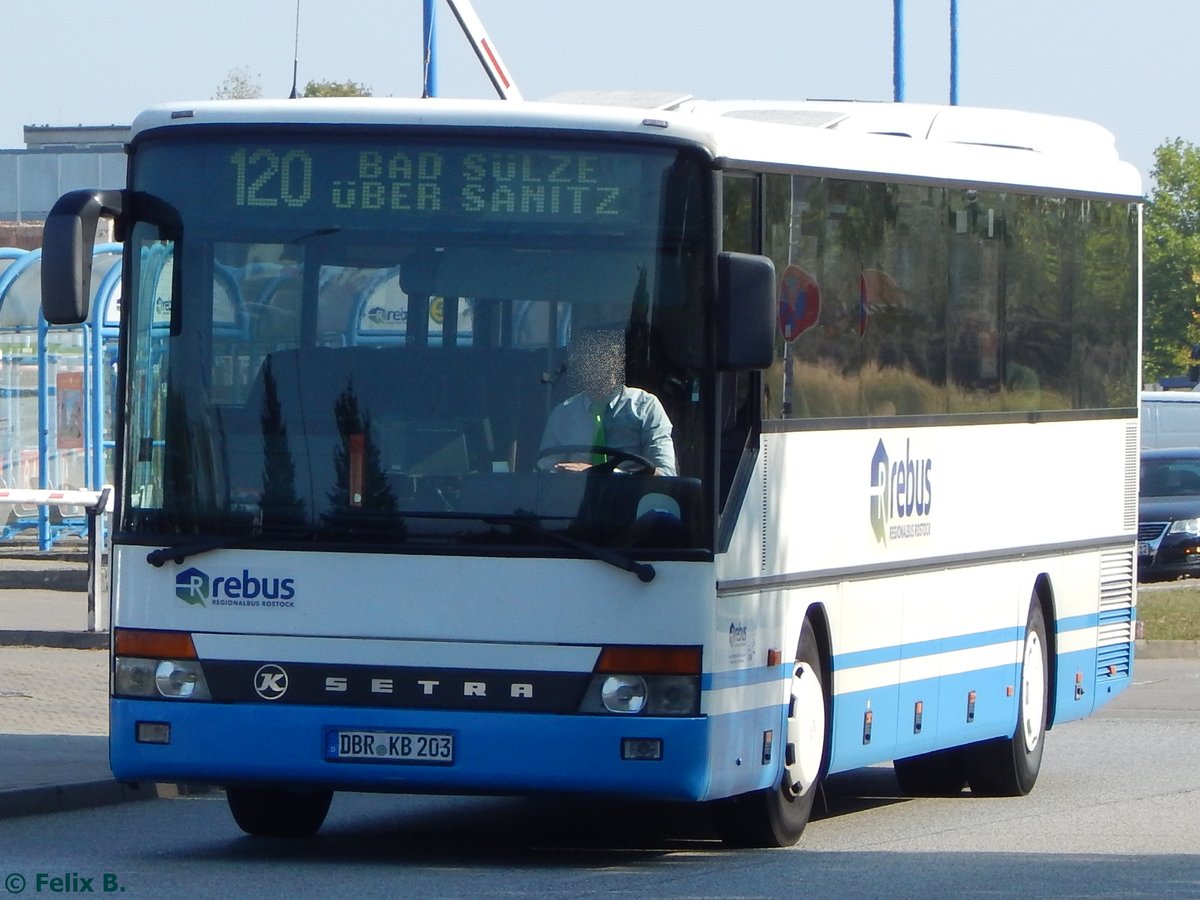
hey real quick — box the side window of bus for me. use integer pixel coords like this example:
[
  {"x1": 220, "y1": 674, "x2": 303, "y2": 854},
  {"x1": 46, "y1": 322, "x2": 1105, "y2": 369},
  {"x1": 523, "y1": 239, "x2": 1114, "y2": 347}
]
[
  {"x1": 757, "y1": 174, "x2": 1138, "y2": 420},
  {"x1": 718, "y1": 173, "x2": 761, "y2": 506},
  {"x1": 722, "y1": 173, "x2": 757, "y2": 254}
]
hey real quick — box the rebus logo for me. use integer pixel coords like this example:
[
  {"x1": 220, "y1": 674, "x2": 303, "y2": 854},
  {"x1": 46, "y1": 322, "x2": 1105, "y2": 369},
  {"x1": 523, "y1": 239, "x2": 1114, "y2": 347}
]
[
  {"x1": 869, "y1": 438, "x2": 933, "y2": 544},
  {"x1": 174, "y1": 566, "x2": 297, "y2": 607},
  {"x1": 176, "y1": 567, "x2": 209, "y2": 606}
]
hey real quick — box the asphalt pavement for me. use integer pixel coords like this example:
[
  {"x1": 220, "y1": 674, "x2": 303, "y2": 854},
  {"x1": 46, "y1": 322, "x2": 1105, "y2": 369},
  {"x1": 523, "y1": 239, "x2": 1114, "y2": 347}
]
[{"x1": 1, "y1": 541, "x2": 1197, "y2": 822}]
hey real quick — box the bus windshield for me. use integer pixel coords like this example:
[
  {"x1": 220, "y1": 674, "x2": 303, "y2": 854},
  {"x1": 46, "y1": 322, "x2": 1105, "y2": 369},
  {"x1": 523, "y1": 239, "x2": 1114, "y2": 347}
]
[{"x1": 120, "y1": 132, "x2": 714, "y2": 554}]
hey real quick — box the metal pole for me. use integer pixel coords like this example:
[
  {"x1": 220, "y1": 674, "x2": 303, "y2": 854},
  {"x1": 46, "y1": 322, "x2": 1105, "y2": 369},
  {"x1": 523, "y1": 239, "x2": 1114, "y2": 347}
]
[
  {"x1": 423, "y1": 0, "x2": 438, "y2": 98},
  {"x1": 87, "y1": 485, "x2": 110, "y2": 633},
  {"x1": 37, "y1": 291, "x2": 51, "y2": 549},
  {"x1": 92, "y1": 254, "x2": 121, "y2": 490},
  {"x1": 893, "y1": 0, "x2": 905, "y2": 102},
  {"x1": 950, "y1": 0, "x2": 959, "y2": 105},
  {"x1": 289, "y1": 0, "x2": 301, "y2": 99}
]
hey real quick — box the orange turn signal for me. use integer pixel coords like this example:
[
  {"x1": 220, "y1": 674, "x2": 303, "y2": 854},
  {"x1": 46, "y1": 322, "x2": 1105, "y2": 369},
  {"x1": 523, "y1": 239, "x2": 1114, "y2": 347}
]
[{"x1": 113, "y1": 628, "x2": 197, "y2": 660}]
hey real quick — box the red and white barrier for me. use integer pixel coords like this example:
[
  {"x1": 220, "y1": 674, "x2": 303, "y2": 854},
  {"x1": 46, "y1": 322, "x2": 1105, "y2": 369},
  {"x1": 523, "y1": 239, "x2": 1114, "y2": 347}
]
[{"x1": 0, "y1": 488, "x2": 112, "y2": 511}]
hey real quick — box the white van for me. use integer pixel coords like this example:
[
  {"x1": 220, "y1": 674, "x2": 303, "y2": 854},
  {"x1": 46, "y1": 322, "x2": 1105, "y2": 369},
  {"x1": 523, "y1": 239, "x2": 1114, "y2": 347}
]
[{"x1": 1140, "y1": 390, "x2": 1200, "y2": 450}]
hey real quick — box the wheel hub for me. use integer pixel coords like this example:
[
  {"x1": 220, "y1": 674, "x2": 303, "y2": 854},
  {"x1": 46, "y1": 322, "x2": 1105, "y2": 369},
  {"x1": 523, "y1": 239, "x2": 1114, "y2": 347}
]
[
  {"x1": 1021, "y1": 630, "x2": 1046, "y2": 752},
  {"x1": 783, "y1": 661, "x2": 825, "y2": 797}
]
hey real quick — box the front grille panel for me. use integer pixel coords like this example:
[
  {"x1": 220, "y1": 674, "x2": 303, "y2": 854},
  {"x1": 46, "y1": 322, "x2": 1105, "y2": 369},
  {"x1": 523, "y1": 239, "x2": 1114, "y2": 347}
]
[{"x1": 1138, "y1": 521, "x2": 1168, "y2": 543}]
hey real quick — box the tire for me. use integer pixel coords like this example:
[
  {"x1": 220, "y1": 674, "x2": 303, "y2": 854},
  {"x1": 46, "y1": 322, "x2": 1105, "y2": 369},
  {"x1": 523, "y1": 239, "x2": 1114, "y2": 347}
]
[
  {"x1": 714, "y1": 620, "x2": 829, "y2": 848},
  {"x1": 965, "y1": 599, "x2": 1049, "y2": 797},
  {"x1": 893, "y1": 747, "x2": 967, "y2": 797},
  {"x1": 226, "y1": 786, "x2": 333, "y2": 837}
]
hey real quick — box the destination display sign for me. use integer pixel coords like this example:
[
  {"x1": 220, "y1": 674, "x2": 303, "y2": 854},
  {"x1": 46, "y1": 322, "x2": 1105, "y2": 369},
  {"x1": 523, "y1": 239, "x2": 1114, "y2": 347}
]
[{"x1": 182, "y1": 140, "x2": 657, "y2": 226}]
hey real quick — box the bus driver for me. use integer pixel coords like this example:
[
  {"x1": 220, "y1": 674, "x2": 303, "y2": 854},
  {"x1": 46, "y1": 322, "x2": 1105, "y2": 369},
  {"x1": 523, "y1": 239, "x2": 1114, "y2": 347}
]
[{"x1": 538, "y1": 329, "x2": 677, "y2": 475}]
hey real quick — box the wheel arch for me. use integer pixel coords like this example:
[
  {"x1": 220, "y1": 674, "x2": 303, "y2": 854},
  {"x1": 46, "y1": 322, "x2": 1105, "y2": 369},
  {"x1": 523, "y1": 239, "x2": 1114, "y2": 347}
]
[
  {"x1": 801, "y1": 601, "x2": 833, "y2": 693},
  {"x1": 1032, "y1": 573, "x2": 1059, "y2": 730}
]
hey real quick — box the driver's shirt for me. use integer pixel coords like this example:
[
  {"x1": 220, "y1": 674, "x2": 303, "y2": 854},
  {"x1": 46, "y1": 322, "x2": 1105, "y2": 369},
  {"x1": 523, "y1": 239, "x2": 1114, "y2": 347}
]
[{"x1": 539, "y1": 386, "x2": 676, "y2": 475}]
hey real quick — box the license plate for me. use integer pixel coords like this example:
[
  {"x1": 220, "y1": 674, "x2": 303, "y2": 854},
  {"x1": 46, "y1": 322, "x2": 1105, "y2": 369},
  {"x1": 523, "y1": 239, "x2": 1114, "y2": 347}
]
[
  {"x1": 326, "y1": 729, "x2": 454, "y2": 765},
  {"x1": 1138, "y1": 541, "x2": 1154, "y2": 557}
]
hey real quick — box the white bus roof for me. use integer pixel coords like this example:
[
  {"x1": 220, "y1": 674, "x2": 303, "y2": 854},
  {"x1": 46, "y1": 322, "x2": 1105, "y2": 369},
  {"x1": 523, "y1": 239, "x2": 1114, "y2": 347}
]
[{"x1": 131, "y1": 96, "x2": 1143, "y2": 200}]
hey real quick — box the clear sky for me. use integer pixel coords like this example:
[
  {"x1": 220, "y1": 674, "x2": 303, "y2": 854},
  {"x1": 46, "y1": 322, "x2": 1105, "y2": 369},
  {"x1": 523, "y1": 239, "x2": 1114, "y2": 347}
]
[{"x1": 3, "y1": 1, "x2": 1194, "y2": 188}]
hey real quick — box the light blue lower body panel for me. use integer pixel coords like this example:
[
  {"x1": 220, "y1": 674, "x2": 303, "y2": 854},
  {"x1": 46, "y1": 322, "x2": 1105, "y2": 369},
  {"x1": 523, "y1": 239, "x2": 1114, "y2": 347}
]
[
  {"x1": 1054, "y1": 613, "x2": 1134, "y2": 724},
  {"x1": 704, "y1": 704, "x2": 786, "y2": 798},
  {"x1": 828, "y1": 661, "x2": 1019, "y2": 773},
  {"x1": 1052, "y1": 642, "x2": 1133, "y2": 725},
  {"x1": 111, "y1": 700, "x2": 717, "y2": 801}
]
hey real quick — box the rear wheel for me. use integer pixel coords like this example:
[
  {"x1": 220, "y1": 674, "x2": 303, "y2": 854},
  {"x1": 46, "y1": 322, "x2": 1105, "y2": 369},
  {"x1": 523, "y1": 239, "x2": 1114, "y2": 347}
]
[
  {"x1": 226, "y1": 786, "x2": 333, "y2": 837},
  {"x1": 714, "y1": 620, "x2": 828, "y2": 848},
  {"x1": 965, "y1": 599, "x2": 1049, "y2": 797}
]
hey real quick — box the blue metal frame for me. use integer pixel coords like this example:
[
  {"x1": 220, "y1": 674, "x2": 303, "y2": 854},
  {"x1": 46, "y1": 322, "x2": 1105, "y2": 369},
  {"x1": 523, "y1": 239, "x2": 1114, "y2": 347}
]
[{"x1": 0, "y1": 244, "x2": 120, "y2": 547}]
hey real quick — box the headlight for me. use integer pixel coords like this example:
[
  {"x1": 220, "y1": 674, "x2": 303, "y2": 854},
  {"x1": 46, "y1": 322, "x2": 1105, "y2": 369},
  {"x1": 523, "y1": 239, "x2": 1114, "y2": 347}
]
[
  {"x1": 155, "y1": 660, "x2": 209, "y2": 698},
  {"x1": 1168, "y1": 517, "x2": 1200, "y2": 536},
  {"x1": 113, "y1": 657, "x2": 156, "y2": 697},
  {"x1": 601, "y1": 675, "x2": 647, "y2": 713},
  {"x1": 115, "y1": 657, "x2": 211, "y2": 700},
  {"x1": 579, "y1": 674, "x2": 700, "y2": 716}
]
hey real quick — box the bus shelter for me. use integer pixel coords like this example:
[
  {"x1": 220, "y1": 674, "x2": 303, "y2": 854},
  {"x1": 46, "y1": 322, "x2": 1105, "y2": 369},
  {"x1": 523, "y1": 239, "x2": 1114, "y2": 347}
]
[{"x1": 0, "y1": 244, "x2": 119, "y2": 547}]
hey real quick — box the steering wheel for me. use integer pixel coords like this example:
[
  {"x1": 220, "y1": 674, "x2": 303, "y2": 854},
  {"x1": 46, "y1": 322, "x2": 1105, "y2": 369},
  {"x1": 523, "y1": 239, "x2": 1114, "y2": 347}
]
[{"x1": 537, "y1": 444, "x2": 655, "y2": 473}]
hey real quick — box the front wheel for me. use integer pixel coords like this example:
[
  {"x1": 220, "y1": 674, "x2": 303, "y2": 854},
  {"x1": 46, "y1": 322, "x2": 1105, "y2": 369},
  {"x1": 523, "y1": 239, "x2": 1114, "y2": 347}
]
[
  {"x1": 226, "y1": 785, "x2": 333, "y2": 837},
  {"x1": 713, "y1": 620, "x2": 828, "y2": 848},
  {"x1": 965, "y1": 599, "x2": 1049, "y2": 796}
]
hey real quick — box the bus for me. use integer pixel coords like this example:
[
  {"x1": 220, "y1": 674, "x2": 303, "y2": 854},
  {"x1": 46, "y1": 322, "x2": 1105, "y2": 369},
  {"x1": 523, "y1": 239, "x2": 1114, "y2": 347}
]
[{"x1": 41, "y1": 96, "x2": 1140, "y2": 847}]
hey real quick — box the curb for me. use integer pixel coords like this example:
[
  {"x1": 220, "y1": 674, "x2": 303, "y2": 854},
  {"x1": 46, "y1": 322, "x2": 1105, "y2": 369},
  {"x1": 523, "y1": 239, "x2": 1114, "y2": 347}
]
[
  {"x1": 1135, "y1": 639, "x2": 1200, "y2": 660},
  {"x1": 0, "y1": 780, "x2": 156, "y2": 820},
  {"x1": 0, "y1": 631, "x2": 108, "y2": 649},
  {"x1": 0, "y1": 571, "x2": 88, "y2": 591}
]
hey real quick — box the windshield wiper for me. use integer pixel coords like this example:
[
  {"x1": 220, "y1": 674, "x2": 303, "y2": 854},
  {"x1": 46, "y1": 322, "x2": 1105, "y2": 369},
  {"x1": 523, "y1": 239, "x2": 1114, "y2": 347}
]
[
  {"x1": 288, "y1": 226, "x2": 342, "y2": 243},
  {"x1": 146, "y1": 513, "x2": 656, "y2": 583},
  {"x1": 479, "y1": 513, "x2": 656, "y2": 583},
  {"x1": 386, "y1": 510, "x2": 655, "y2": 582},
  {"x1": 146, "y1": 531, "x2": 313, "y2": 567}
]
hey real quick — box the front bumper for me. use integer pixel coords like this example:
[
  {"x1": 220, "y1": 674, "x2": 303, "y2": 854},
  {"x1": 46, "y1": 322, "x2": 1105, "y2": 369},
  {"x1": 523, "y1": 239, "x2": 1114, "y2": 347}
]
[{"x1": 110, "y1": 699, "x2": 715, "y2": 800}]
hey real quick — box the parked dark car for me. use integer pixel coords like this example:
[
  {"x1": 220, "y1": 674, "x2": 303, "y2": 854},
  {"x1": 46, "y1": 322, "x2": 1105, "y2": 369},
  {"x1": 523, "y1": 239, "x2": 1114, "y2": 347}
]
[{"x1": 1138, "y1": 448, "x2": 1200, "y2": 581}]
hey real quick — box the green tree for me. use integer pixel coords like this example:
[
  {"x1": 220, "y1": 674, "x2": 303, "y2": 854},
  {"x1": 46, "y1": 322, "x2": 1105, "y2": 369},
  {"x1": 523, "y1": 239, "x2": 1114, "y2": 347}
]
[
  {"x1": 257, "y1": 359, "x2": 306, "y2": 528},
  {"x1": 1144, "y1": 139, "x2": 1200, "y2": 382},
  {"x1": 213, "y1": 65, "x2": 263, "y2": 100},
  {"x1": 302, "y1": 79, "x2": 372, "y2": 98}
]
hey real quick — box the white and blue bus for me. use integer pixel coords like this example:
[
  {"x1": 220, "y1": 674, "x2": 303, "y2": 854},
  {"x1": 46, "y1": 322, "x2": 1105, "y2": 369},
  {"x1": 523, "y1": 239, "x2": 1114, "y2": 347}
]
[{"x1": 42, "y1": 96, "x2": 1140, "y2": 847}]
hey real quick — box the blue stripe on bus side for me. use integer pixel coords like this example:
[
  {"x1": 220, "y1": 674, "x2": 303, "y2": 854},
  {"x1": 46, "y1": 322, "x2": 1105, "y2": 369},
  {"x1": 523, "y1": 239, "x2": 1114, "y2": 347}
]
[
  {"x1": 1056, "y1": 612, "x2": 1100, "y2": 634},
  {"x1": 703, "y1": 664, "x2": 790, "y2": 692},
  {"x1": 832, "y1": 626, "x2": 1022, "y2": 670},
  {"x1": 710, "y1": 615, "x2": 1102, "y2": 698}
]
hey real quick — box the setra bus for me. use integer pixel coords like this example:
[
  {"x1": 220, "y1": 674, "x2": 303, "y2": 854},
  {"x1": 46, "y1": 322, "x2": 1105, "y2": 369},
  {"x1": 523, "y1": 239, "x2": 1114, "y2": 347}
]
[{"x1": 41, "y1": 95, "x2": 1141, "y2": 847}]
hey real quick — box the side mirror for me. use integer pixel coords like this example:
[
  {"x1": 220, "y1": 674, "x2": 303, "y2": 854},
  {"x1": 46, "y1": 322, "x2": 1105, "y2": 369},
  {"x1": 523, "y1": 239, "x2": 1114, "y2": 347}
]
[
  {"x1": 717, "y1": 251, "x2": 776, "y2": 371},
  {"x1": 41, "y1": 189, "x2": 125, "y2": 325}
]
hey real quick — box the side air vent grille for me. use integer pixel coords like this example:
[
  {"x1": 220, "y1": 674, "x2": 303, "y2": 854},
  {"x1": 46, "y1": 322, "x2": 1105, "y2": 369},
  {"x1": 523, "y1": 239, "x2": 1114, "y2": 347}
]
[
  {"x1": 1097, "y1": 548, "x2": 1135, "y2": 681},
  {"x1": 1123, "y1": 422, "x2": 1138, "y2": 531}
]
